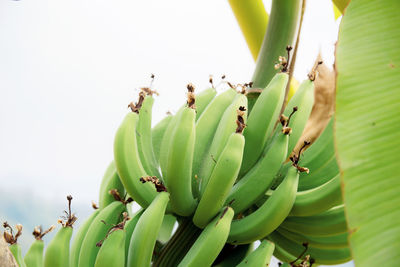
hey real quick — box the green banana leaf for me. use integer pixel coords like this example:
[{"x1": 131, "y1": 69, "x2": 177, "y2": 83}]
[{"x1": 335, "y1": 0, "x2": 400, "y2": 265}]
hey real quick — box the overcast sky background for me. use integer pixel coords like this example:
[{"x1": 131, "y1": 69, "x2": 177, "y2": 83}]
[{"x1": 0, "y1": 0, "x2": 348, "y2": 264}]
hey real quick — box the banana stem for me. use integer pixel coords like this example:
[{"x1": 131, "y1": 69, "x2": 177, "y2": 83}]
[
  {"x1": 249, "y1": 0, "x2": 303, "y2": 112},
  {"x1": 228, "y1": 0, "x2": 269, "y2": 61},
  {"x1": 153, "y1": 218, "x2": 201, "y2": 267}
]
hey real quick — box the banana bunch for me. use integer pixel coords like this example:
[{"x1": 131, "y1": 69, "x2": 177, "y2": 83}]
[{"x1": 4, "y1": 61, "x2": 351, "y2": 266}]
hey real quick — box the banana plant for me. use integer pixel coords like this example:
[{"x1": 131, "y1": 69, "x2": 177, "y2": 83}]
[{"x1": 230, "y1": 0, "x2": 400, "y2": 265}]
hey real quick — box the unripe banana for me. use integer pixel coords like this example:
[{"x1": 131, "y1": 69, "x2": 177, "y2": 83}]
[
  {"x1": 228, "y1": 166, "x2": 299, "y2": 244},
  {"x1": 152, "y1": 114, "x2": 172, "y2": 163},
  {"x1": 25, "y1": 225, "x2": 54, "y2": 267},
  {"x1": 98, "y1": 161, "x2": 124, "y2": 210},
  {"x1": 114, "y1": 111, "x2": 157, "y2": 208},
  {"x1": 78, "y1": 201, "x2": 126, "y2": 267},
  {"x1": 226, "y1": 129, "x2": 289, "y2": 214},
  {"x1": 199, "y1": 93, "x2": 247, "y2": 195},
  {"x1": 280, "y1": 204, "x2": 347, "y2": 237},
  {"x1": 3, "y1": 223, "x2": 25, "y2": 267},
  {"x1": 94, "y1": 228, "x2": 126, "y2": 267},
  {"x1": 123, "y1": 209, "x2": 143, "y2": 262},
  {"x1": 289, "y1": 173, "x2": 342, "y2": 217},
  {"x1": 192, "y1": 88, "x2": 237, "y2": 195},
  {"x1": 178, "y1": 207, "x2": 234, "y2": 267},
  {"x1": 9, "y1": 243, "x2": 26, "y2": 267},
  {"x1": 236, "y1": 239, "x2": 275, "y2": 267},
  {"x1": 136, "y1": 94, "x2": 161, "y2": 177},
  {"x1": 69, "y1": 208, "x2": 100, "y2": 267},
  {"x1": 240, "y1": 73, "x2": 288, "y2": 176},
  {"x1": 164, "y1": 105, "x2": 197, "y2": 216},
  {"x1": 193, "y1": 131, "x2": 245, "y2": 228},
  {"x1": 127, "y1": 192, "x2": 169, "y2": 267},
  {"x1": 194, "y1": 87, "x2": 217, "y2": 120}
]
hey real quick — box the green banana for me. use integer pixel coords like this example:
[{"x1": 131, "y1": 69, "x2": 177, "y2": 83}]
[
  {"x1": 228, "y1": 166, "x2": 299, "y2": 244},
  {"x1": 24, "y1": 225, "x2": 54, "y2": 267},
  {"x1": 178, "y1": 207, "x2": 234, "y2": 267},
  {"x1": 3, "y1": 223, "x2": 26, "y2": 267},
  {"x1": 277, "y1": 227, "x2": 349, "y2": 249},
  {"x1": 152, "y1": 114, "x2": 172, "y2": 163},
  {"x1": 269, "y1": 231, "x2": 351, "y2": 265},
  {"x1": 226, "y1": 129, "x2": 289, "y2": 214},
  {"x1": 136, "y1": 93, "x2": 161, "y2": 177},
  {"x1": 280, "y1": 204, "x2": 348, "y2": 237},
  {"x1": 78, "y1": 200, "x2": 126, "y2": 267},
  {"x1": 9, "y1": 243, "x2": 26, "y2": 267},
  {"x1": 94, "y1": 214, "x2": 129, "y2": 267},
  {"x1": 282, "y1": 78, "x2": 315, "y2": 155},
  {"x1": 192, "y1": 88, "x2": 238, "y2": 195},
  {"x1": 114, "y1": 110, "x2": 157, "y2": 208},
  {"x1": 124, "y1": 209, "x2": 144, "y2": 262},
  {"x1": 70, "y1": 208, "x2": 100, "y2": 267},
  {"x1": 194, "y1": 87, "x2": 217, "y2": 120},
  {"x1": 240, "y1": 73, "x2": 288, "y2": 176},
  {"x1": 127, "y1": 192, "x2": 169, "y2": 267},
  {"x1": 98, "y1": 161, "x2": 125, "y2": 210},
  {"x1": 163, "y1": 100, "x2": 197, "y2": 216},
  {"x1": 43, "y1": 196, "x2": 76, "y2": 267},
  {"x1": 236, "y1": 239, "x2": 275, "y2": 267},
  {"x1": 157, "y1": 214, "x2": 176, "y2": 244},
  {"x1": 199, "y1": 93, "x2": 248, "y2": 196},
  {"x1": 289, "y1": 173, "x2": 342, "y2": 217},
  {"x1": 193, "y1": 130, "x2": 245, "y2": 228}
]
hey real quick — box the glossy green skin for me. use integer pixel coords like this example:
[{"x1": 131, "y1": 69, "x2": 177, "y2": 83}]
[
  {"x1": 78, "y1": 201, "x2": 125, "y2": 267},
  {"x1": 94, "y1": 229, "x2": 125, "y2": 267},
  {"x1": 10, "y1": 243, "x2": 27, "y2": 267},
  {"x1": 237, "y1": 240, "x2": 275, "y2": 267},
  {"x1": 127, "y1": 192, "x2": 169, "y2": 267},
  {"x1": 228, "y1": 167, "x2": 299, "y2": 244},
  {"x1": 199, "y1": 93, "x2": 248, "y2": 196},
  {"x1": 192, "y1": 88, "x2": 237, "y2": 196},
  {"x1": 69, "y1": 209, "x2": 100, "y2": 267},
  {"x1": 44, "y1": 226, "x2": 73, "y2": 267},
  {"x1": 24, "y1": 240, "x2": 44, "y2": 267},
  {"x1": 99, "y1": 161, "x2": 125, "y2": 210},
  {"x1": 269, "y1": 231, "x2": 351, "y2": 265},
  {"x1": 193, "y1": 133, "x2": 244, "y2": 228},
  {"x1": 282, "y1": 79, "x2": 314, "y2": 154},
  {"x1": 178, "y1": 207, "x2": 234, "y2": 267},
  {"x1": 280, "y1": 205, "x2": 347, "y2": 237},
  {"x1": 289, "y1": 173, "x2": 342, "y2": 217},
  {"x1": 114, "y1": 112, "x2": 157, "y2": 208},
  {"x1": 240, "y1": 73, "x2": 288, "y2": 176},
  {"x1": 123, "y1": 209, "x2": 144, "y2": 261},
  {"x1": 137, "y1": 95, "x2": 161, "y2": 177},
  {"x1": 226, "y1": 131, "x2": 288, "y2": 214},
  {"x1": 194, "y1": 87, "x2": 217, "y2": 120},
  {"x1": 152, "y1": 115, "x2": 172, "y2": 164},
  {"x1": 164, "y1": 107, "x2": 196, "y2": 216}
]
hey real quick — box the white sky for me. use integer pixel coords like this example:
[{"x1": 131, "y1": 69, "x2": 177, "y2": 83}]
[{"x1": 0, "y1": 0, "x2": 338, "y2": 207}]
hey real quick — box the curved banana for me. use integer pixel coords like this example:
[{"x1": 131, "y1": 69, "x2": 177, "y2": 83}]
[
  {"x1": 240, "y1": 73, "x2": 288, "y2": 176},
  {"x1": 152, "y1": 114, "x2": 172, "y2": 163},
  {"x1": 194, "y1": 87, "x2": 217, "y2": 120},
  {"x1": 228, "y1": 166, "x2": 299, "y2": 245},
  {"x1": 114, "y1": 110, "x2": 157, "y2": 208},
  {"x1": 70, "y1": 209, "x2": 100, "y2": 267},
  {"x1": 98, "y1": 161, "x2": 125, "y2": 210},
  {"x1": 9, "y1": 243, "x2": 26, "y2": 267},
  {"x1": 236, "y1": 239, "x2": 275, "y2": 267},
  {"x1": 277, "y1": 227, "x2": 349, "y2": 249},
  {"x1": 136, "y1": 93, "x2": 161, "y2": 177},
  {"x1": 269, "y1": 231, "x2": 351, "y2": 265},
  {"x1": 289, "y1": 173, "x2": 342, "y2": 217},
  {"x1": 127, "y1": 192, "x2": 169, "y2": 267},
  {"x1": 24, "y1": 225, "x2": 54, "y2": 267},
  {"x1": 3, "y1": 223, "x2": 26, "y2": 267},
  {"x1": 280, "y1": 204, "x2": 348, "y2": 237},
  {"x1": 178, "y1": 207, "x2": 234, "y2": 267},
  {"x1": 282, "y1": 78, "x2": 315, "y2": 154},
  {"x1": 226, "y1": 129, "x2": 289, "y2": 214},
  {"x1": 192, "y1": 88, "x2": 237, "y2": 195},
  {"x1": 124, "y1": 209, "x2": 144, "y2": 261},
  {"x1": 193, "y1": 130, "x2": 245, "y2": 228},
  {"x1": 163, "y1": 102, "x2": 197, "y2": 216},
  {"x1": 78, "y1": 200, "x2": 126, "y2": 267},
  {"x1": 199, "y1": 93, "x2": 247, "y2": 195}
]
